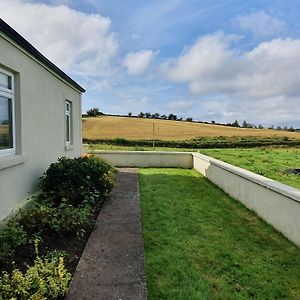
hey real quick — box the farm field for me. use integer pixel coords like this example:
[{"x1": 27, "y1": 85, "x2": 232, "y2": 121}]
[
  {"x1": 201, "y1": 148, "x2": 300, "y2": 189},
  {"x1": 83, "y1": 116, "x2": 300, "y2": 141},
  {"x1": 139, "y1": 168, "x2": 300, "y2": 299}
]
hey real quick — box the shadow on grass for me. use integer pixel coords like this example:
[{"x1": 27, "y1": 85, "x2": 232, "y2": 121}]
[{"x1": 139, "y1": 169, "x2": 300, "y2": 300}]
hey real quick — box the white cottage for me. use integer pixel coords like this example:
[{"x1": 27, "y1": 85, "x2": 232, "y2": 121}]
[{"x1": 0, "y1": 19, "x2": 85, "y2": 221}]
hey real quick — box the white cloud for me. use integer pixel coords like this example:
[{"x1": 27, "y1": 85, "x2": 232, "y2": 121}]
[
  {"x1": 237, "y1": 11, "x2": 286, "y2": 38},
  {"x1": 164, "y1": 33, "x2": 300, "y2": 98},
  {"x1": 163, "y1": 32, "x2": 300, "y2": 124},
  {"x1": 0, "y1": 0, "x2": 118, "y2": 76},
  {"x1": 123, "y1": 50, "x2": 156, "y2": 75}
]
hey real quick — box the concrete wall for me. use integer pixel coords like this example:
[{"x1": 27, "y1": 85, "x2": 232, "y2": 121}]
[
  {"x1": 91, "y1": 150, "x2": 193, "y2": 168},
  {"x1": 0, "y1": 34, "x2": 82, "y2": 221},
  {"x1": 93, "y1": 149, "x2": 300, "y2": 247},
  {"x1": 193, "y1": 153, "x2": 300, "y2": 247}
]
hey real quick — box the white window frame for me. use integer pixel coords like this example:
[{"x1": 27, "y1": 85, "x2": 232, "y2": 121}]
[
  {"x1": 65, "y1": 100, "x2": 72, "y2": 146},
  {"x1": 0, "y1": 68, "x2": 15, "y2": 157}
]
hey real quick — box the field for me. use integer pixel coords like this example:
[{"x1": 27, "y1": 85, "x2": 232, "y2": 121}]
[
  {"x1": 140, "y1": 169, "x2": 300, "y2": 299},
  {"x1": 201, "y1": 148, "x2": 300, "y2": 189},
  {"x1": 83, "y1": 116, "x2": 300, "y2": 141}
]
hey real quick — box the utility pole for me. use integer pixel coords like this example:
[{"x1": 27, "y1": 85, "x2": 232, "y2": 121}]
[{"x1": 152, "y1": 122, "x2": 155, "y2": 149}]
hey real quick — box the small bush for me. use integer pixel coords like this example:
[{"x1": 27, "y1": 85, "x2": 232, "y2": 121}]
[
  {"x1": 0, "y1": 225, "x2": 27, "y2": 265},
  {"x1": 10, "y1": 203, "x2": 95, "y2": 238},
  {"x1": 39, "y1": 156, "x2": 115, "y2": 206},
  {"x1": 0, "y1": 251, "x2": 71, "y2": 300}
]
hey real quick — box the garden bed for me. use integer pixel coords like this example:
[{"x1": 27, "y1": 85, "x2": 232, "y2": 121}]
[{"x1": 0, "y1": 156, "x2": 115, "y2": 299}]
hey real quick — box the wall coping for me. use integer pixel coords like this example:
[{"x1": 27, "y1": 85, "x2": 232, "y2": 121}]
[
  {"x1": 90, "y1": 150, "x2": 192, "y2": 156},
  {"x1": 193, "y1": 152, "x2": 300, "y2": 203}
]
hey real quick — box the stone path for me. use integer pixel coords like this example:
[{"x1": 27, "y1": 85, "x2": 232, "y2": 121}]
[{"x1": 66, "y1": 168, "x2": 147, "y2": 300}]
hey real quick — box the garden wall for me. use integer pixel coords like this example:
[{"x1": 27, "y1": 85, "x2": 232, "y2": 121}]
[
  {"x1": 93, "y1": 150, "x2": 300, "y2": 247},
  {"x1": 91, "y1": 150, "x2": 193, "y2": 168},
  {"x1": 193, "y1": 153, "x2": 300, "y2": 247}
]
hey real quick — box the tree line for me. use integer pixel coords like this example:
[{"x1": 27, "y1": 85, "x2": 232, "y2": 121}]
[{"x1": 84, "y1": 107, "x2": 296, "y2": 132}]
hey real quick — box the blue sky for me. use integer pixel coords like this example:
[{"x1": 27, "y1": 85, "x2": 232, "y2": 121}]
[{"x1": 2, "y1": 0, "x2": 300, "y2": 127}]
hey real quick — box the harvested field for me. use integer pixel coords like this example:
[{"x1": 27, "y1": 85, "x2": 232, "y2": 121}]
[{"x1": 83, "y1": 116, "x2": 300, "y2": 141}]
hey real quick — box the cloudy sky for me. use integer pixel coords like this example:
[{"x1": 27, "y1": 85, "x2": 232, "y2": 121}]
[{"x1": 1, "y1": 0, "x2": 300, "y2": 127}]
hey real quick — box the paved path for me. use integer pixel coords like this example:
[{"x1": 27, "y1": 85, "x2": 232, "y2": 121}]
[{"x1": 66, "y1": 168, "x2": 147, "y2": 300}]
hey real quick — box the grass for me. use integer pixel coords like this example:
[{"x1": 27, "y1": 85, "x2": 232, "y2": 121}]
[
  {"x1": 139, "y1": 168, "x2": 300, "y2": 300},
  {"x1": 83, "y1": 116, "x2": 300, "y2": 141},
  {"x1": 201, "y1": 148, "x2": 300, "y2": 189}
]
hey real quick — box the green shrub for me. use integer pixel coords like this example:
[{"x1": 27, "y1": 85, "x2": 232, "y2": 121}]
[
  {"x1": 10, "y1": 203, "x2": 95, "y2": 238},
  {"x1": 0, "y1": 225, "x2": 27, "y2": 265},
  {"x1": 0, "y1": 251, "x2": 71, "y2": 300},
  {"x1": 39, "y1": 156, "x2": 115, "y2": 206}
]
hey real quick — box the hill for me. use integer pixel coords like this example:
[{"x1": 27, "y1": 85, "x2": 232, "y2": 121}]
[{"x1": 82, "y1": 116, "x2": 300, "y2": 141}]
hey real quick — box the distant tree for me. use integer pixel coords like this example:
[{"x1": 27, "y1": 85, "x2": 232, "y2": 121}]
[
  {"x1": 138, "y1": 112, "x2": 145, "y2": 118},
  {"x1": 288, "y1": 127, "x2": 295, "y2": 132},
  {"x1": 177, "y1": 117, "x2": 183, "y2": 121},
  {"x1": 211, "y1": 120, "x2": 216, "y2": 124},
  {"x1": 258, "y1": 124, "x2": 264, "y2": 129},
  {"x1": 128, "y1": 112, "x2": 132, "y2": 117},
  {"x1": 152, "y1": 113, "x2": 160, "y2": 119},
  {"x1": 168, "y1": 113, "x2": 177, "y2": 121},
  {"x1": 283, "y1": 126, "x2": 288, "y2": 131},
  {"x1": 86, "y1": 107, "x2": 102, "y2": 117},
  {"x1": 186, "y1": 117, "x2": 193, "y2": 122},
  {"x1": 160, "y1": 114, "x2": 167, "y2": 120},
  {"x1": 145, "y1": 112, "x2": 151, "y2": 118},
  {"x1": 268, "y1": 125, "x2": 274, "y2": 130},
  {"x1": 276, "y1": 126, "x2": 282, "y2": 130},
  {"x1": 232, "y1": 120, "x2": 240, "y2": 127},
  {"x1": 242, "y1": 120, "x2": 248, "y2": 128}
]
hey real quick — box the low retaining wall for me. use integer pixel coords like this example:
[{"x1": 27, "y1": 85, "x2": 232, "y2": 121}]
[
  {"x1": 193, "y1": 153, "x2": 300, "y2": 247},
  {"x1": 92, "y1": 150, "x2": 300, "y2": 247},
  {"x1": 91, "y1": 150, "x2": 193, "y2": 168}
]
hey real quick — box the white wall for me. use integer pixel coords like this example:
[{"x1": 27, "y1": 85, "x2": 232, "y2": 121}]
[
  {"x1": 193, "y1": 153, "x2": 300, "y2": 247},
  {"x1": 0, "y1": 34, "x2": 82, "y2": 221},
  {"x1": 91, "y1": 150, "x2": 193, "y2": 168},
  {"x1": 93, "y1": 149, "x2": 300, "y2": 247}
]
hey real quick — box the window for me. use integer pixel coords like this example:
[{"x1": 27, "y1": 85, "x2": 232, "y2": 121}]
[
  {"x1": 65, "y1": 100, "x2": 72, "y2": 145},
  {"x1": 0, "y1": 69, "x2": 14, "y2": 156}
]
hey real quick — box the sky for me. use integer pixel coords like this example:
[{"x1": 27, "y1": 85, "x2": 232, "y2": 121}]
[{"x1": 1, "y1": 0, "x2": 300, "y2": 127}]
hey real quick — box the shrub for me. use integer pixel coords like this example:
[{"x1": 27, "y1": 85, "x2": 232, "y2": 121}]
[
  {"x1": 0, "y1": 251, "x2": 71, "y2": 300},
  {"x1": 0, "y1": 225, "x2": 27, "y2": 265},
  {"x1": 10, "y1": 203, "x2": 95, "y2": 238},
  {"x1": 39, "y1": 156, "x2": 115, "y2": 206}
]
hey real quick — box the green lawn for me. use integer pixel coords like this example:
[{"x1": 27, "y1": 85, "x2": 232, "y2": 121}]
[
  {"x1": 139, "y1": 168, "x2": 300, "y2": 300},
  {"x1": 201, "y1": 148, "x2": 300, "y2": 189}
]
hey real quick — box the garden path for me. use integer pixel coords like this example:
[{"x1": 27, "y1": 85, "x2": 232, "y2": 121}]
[{"x1": 66, "y1": 168, "x2": 147, "y2": 300}]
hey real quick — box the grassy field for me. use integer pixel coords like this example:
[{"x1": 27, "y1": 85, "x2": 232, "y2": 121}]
[
  {"x1": 139, "y1": 168, "x2": 300, "y2": 300},
  {"x1": 201, "y1": 148, "x2": 300, "y2": 189},
  {"x1": 83, "y1": 116, "x2": 300, "y2": 141}
]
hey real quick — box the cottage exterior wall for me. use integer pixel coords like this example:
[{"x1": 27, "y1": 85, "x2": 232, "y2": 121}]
[{"x1": 0, "y1": 34, "x2": 82, "y2": 221}]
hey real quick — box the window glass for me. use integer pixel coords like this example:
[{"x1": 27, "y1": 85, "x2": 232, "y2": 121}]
[
  {"x1": 65, "y1": 100, "x2": 72, "y2": 145},
  {"x1": 0, "y1": 72, "x2": 12, "y2": 90},
  {"x1": 0, "y1": 96, "x2": 13, "y2": 150}
]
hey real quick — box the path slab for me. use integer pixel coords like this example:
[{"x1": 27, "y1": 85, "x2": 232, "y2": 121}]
[{"x1": 66, "y1": 168, "x2": 147, "y2": 300}]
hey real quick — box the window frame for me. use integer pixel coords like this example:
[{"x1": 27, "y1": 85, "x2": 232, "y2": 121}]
[
  {"x1": 0, "y1": 68, "x2": 15, "y2": 157},
  {"x1": 65, "y1": 100, "x2": 72, "y2": 146}
]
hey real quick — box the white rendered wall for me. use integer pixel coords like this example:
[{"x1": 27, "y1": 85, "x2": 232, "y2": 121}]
[
  {"x1": 193, "y1": 153, "x2": 300, "y2": 247},
  {"x1": 91, "y1": 150, "x2": 193, "y2": 168},
  {"x1": 93, "y1": 149, "x2": 300, "y2": 247},
  {"x1": 0, "y1": 34, "x2": 82, "y2": 221}
]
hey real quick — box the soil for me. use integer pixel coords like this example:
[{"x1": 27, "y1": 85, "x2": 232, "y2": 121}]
[{"x1": 0, "y1": 201, "x2": 104, "y2": 276}]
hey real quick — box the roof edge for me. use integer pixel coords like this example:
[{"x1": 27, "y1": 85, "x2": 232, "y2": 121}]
[{"x1": 0, "y1": 19, "x2": 85, "y2": 93}]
